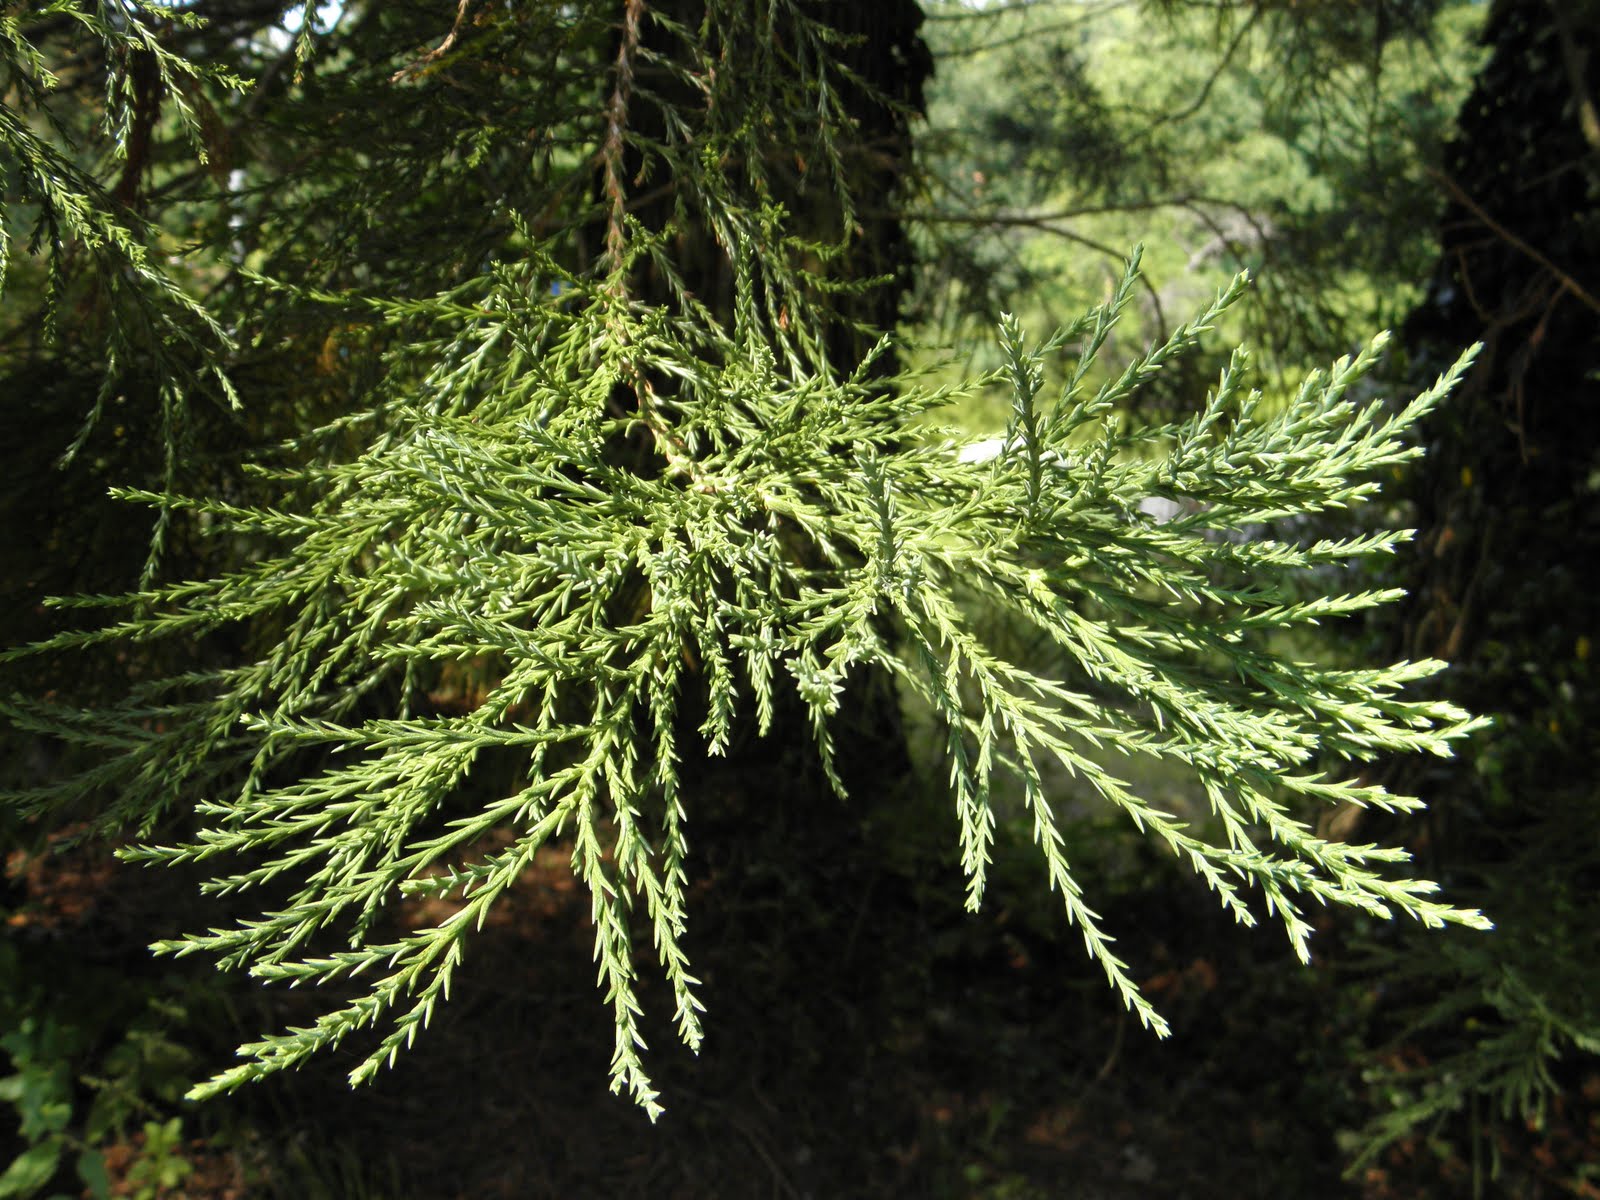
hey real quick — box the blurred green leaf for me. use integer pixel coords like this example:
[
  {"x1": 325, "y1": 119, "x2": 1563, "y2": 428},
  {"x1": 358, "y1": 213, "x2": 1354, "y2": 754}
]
[{"x1": 0, "y1": 1141, "x2": 62, "y2": 1200}]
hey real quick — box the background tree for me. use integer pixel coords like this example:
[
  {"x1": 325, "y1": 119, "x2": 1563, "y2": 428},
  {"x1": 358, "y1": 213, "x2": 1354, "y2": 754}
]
[
  {"x1": 911, "y1": 0, "x2": 1484, "y2": 410},
  {"x1": 1350, "y1": 0, "x2": 1600, "y2": 1185}
]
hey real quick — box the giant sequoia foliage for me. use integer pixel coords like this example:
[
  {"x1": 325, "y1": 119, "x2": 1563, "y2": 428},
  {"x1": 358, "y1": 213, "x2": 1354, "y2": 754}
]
[{"x1": 4, "y1": 0, "x2": 1490, "y2": 1121}]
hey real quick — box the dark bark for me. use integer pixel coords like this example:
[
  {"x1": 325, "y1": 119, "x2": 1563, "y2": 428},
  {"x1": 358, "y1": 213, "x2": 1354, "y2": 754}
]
[
  {"x1": 1397, "y1": 0, "x2": 1600, "y2": 854},
  {"x1": 1364, "y1": 1, "x2": 1600, "y2": 1166}
]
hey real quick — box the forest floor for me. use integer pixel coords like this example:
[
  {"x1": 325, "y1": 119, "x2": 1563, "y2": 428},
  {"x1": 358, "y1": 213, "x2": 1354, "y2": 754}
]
[{"x1": 7, "y1": 794, "x2": 1596, "y2": 1200}]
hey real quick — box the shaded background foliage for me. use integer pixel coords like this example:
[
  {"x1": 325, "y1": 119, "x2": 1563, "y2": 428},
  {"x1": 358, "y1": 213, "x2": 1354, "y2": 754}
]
[
  {"x1": 1365, "y1": 0, "x2": 1600, "y2": 1178},
  {"x1": 2, "y1": 1, "x2": 1596, "y2": 1197}
]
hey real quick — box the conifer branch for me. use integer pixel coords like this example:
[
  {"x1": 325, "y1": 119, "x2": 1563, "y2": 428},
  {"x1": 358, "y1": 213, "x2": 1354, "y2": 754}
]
[{"x1": 3, "y1": 6, "x2": 1492, "y2": 1120}]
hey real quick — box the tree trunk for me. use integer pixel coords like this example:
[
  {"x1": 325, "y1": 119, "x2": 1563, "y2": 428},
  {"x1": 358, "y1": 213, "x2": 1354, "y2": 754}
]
[
  {"x1": 1397, "y1": 0, "x2": 1599, "y2": 858},
  {"x1": 1369, "y1": 0, "x2": 1600, "y2": 1168}
]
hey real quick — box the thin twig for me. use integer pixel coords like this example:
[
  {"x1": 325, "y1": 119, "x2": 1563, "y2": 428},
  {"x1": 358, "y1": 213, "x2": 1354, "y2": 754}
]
[
  {"x1": 1092, "y1": 1012, "x2": 1127, "y2": 1084},
  {"x1": 1131, "y1": 7, "x2": 1260, "y2": 131},
  {"x1": 924, "y1": 0, "x2": 1059, "y2": 21},
  {"x1": 904, "y1": 207, "x2": 1168, "y2": 334},
  {"x1": 591, "y1": 0, "x2": 697, "y2": 478},
  {"x1": 602, "y1": 0, "x2": 648, "y2": 272},
  {"x1": 391, "y1": 0, "x2": 473, "y2": 83},
  {"x1": 1428, "y1": 165, "x2": 1600, "y2": 317},
  {"x1": 901, "y1": 192, "x2": 1262, "y2": 229},
  {"x1": 931, "y1": 3, "x2": 1134, "y2": 60}
]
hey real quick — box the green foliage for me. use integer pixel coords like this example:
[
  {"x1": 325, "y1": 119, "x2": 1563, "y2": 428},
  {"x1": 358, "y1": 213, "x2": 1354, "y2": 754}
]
[
  {"x1": 914, "y1": 0, "x2": 1486, "y2": 387},
  {"x1": 0, "y1": 1, "x2": 248, "y2": 577},
  {"x1": 123, "y1": 1119, "x2": 193, "y2": 1200},
  {"x1": 2, "y1": 0, "x2": 1492, "y2": 1130},
  {"x1": 0, "y1": 1014, "x2": 83, "y2": 1200},
  {"x1": 5, "y1": 246, "x2": 1488, "y2": 1116},
  {"x1": 0, "y1": 941, "x2": 200, "y2": 1200}
]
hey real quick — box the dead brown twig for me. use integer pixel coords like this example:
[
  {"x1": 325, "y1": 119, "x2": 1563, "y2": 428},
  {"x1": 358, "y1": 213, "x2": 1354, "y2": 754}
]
[
  {"x1": 1427, "y1": 165, "x2": 1600, "y2": 318},
  {"x1": 391, "y1": 0, "x2": 474, "y2": 83}
]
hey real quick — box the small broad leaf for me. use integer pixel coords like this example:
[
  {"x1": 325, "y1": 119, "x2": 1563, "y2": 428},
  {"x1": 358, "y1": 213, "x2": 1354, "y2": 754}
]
[{"x1": 0, "y1": 1141, "x2": 63, "y2": 1199}]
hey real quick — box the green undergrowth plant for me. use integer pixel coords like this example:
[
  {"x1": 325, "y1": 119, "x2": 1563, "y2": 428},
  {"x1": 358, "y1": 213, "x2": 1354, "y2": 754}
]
[
  {"x1": 4, "y1": 243, "x2": 1489, "y2": 1117},
  {"x1": 0, "y1": 940, "x2": 205, "y2": 1200}
]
